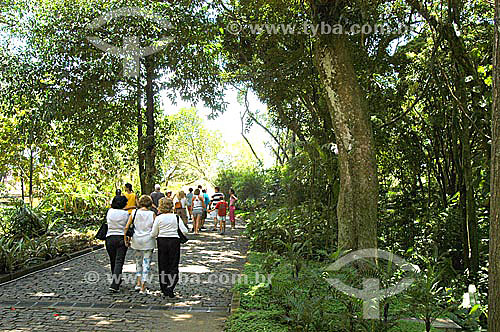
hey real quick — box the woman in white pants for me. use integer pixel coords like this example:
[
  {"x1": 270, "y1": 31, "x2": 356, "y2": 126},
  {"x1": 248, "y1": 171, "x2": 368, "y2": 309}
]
[{"x1": 125, "y1": 195, "x2": 156, "y2": 294}]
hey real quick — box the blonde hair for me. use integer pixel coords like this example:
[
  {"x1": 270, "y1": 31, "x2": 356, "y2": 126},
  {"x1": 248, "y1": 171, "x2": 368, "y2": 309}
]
[
  {"x1": 158, "y1": 197, "x2": 174, "y2": 214},
  {"x1": 138, "y1": 195, "x2": 153, "y2": 208},
  {"x1": 178, "y1": 190, "x2": 186, "y2": 199}
]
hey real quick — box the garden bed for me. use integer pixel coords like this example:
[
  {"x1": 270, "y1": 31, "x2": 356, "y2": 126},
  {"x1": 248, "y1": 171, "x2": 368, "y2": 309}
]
[{"x1": 0, "y1": 230, "x2": 101, "y2": 277}]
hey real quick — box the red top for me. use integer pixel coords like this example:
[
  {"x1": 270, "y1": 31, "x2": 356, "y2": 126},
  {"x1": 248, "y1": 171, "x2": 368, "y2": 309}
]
[{"x1": 215, "y1": 201, "x2": 228, "y2": 216}]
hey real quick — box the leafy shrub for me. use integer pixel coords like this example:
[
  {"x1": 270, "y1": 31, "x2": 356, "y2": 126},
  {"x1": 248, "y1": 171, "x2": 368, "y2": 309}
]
[
  {"x1": 0, "y1": 199, "x2": 103, "y2": 274},
  {"x1": 226, "y1": 310, "x2": 289, "y2": 332},
  {"x1": 245, "y1": 204, "x2": 336, "y2": 259},
  {"x1": 228, "y1": 251, "x2": 465, "y2": 332},
  {"x1": 2, "y1": 201, "x2": 48, "y2": 239},
  {"x1": 37, "y1": 192, "x2": 108, "y2": 216},
  {"x1": 0, "y1": 233, "x2": 97, "y2": 274},
  {"x1": 216, "y1": 167, "x2": 267, "y2": 211}
]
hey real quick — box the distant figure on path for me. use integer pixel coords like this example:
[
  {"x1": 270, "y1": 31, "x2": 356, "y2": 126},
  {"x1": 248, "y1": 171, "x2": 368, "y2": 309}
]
[
  {"x1": 109, "y1": 189, "x2": 122, "y2": 206},
  {"x1": 210, "y1": 187, "x2": 224, "y2": 231},
  {"x1": 125, "y1": 195, "x2": 156, "y2": 294},
  {"x1": 175, "y1": 190, "x2": 188, "y2": 227},
  {"x1": 215, "y1": 198, "x2": 228, "y2": 235},
  {"x1": 151, "y1": 198, "x2": 188, "y2": 298},
  {"x1": 105, "y1": 195, "x2": 129, "y2": 292},
  {"x1": 201, "y1": 189, "x2": 210, "y2": 229},
  {"x1": 150, "y1": 184, "x2": 165, "y2": 214},
  {"x1": 124, "y1": 183, "x2": 137, "y2": 214},
  {"x1": 186, "y1": 188, "x2": 194, "y2": 220},
  {"x1": 229, "y1": 189, "x2": 238, "y2": 230},
  {"x1": 191, "y1": 189, "x2": 205, "y2": 234}
]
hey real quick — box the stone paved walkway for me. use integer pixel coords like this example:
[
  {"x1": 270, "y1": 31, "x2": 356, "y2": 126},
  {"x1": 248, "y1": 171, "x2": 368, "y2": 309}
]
[{"x1": 0, "y1": 220, "x2": 248, "y2": 331}]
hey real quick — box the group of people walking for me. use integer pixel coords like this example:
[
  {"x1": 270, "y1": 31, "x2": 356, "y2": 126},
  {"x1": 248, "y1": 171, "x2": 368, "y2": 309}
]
[{"x1": 104, "y1": 183, "x2": 238, "y2": 298}]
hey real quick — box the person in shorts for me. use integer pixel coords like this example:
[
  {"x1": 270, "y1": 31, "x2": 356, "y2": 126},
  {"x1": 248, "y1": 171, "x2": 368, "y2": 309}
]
[
  {"x1": 208, "y1": 201, "x2": 218, "y2": 231},
  {"x1": 191, "y1": 188, "x2": 205, "y2": 234},
  {"x1": 215, "y1": 199, "x2": 229, "y2": 235},
  {"x1": 210, "y1": 187, "x2": 224, "y2": 231}
]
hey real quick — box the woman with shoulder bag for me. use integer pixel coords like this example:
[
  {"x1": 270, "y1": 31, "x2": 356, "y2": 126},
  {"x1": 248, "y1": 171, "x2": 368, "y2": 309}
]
[
  {"x1": 150, "y1": 198, "x2": 188, "y2": 298},
  {"x1": 105, "y1": 195, "x2": 130, "y2": 292}
]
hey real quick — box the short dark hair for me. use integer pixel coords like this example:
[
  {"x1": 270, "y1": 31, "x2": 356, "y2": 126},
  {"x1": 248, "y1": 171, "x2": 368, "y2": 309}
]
[
  {"x1": 198, "y1": 185, "x2": 202, "y2": 189},
  {"x1": 115, "y1": 189, "x2": 122, "y2": 196},
  {"x1": 202, "y1": 189, "x2": 206, "y2": 193},
  {"x1": 189, "y1": 188, "x2": 193, "y2": 192},
  {"x1": 125, "y1": 183, "x2": 132, "y2": 191},
  {"x1": 111, "y1": 196, "x2": 128, "y2": 209},
  {"x1": 215, "y1": 186, "x2": 220, "y2": 192}
]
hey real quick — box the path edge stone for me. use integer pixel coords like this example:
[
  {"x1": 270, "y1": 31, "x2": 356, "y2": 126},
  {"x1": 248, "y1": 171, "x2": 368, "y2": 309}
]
[
  {"x1": 230, "y1": 289, "x2": 241, "y2": 313},
  {"x1": 229, "y1": 219, "x2": 248, "y2": 315},
  {"x1": 0, "y1": 244, "x2": 104, "y2": 285}
]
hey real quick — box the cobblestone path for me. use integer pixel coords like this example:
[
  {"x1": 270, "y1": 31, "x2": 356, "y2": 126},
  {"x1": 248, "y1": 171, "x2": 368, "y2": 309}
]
[{"x1": 0, "y1": 221, "x2": 248, "y2": 331}]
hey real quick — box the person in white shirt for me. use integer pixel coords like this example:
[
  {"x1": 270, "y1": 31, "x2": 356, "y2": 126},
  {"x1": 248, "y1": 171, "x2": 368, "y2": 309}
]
[
  {"x1": 105, "y1": 195, "x2": 130, "y2": 293},
  {"x1": 124, "y1": 195, "x2": 156, "y2": 294},
  {"x1": 150, "y1": 198, "x2": 188, "y2": 298},
  {"x1": 209, "y1": 186, "x2": 224, "y2": 231}
]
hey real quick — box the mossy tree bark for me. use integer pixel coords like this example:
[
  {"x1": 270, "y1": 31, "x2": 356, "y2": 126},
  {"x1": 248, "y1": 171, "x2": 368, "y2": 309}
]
[{"x1": 309, "y1": 1, "x2": 378, "y2": 251}]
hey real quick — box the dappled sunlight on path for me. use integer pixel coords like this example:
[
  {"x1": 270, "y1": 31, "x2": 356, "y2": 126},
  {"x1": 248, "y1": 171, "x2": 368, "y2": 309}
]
[{"x1": 0, "y1": 220, "x2": 248, "y2": 331}]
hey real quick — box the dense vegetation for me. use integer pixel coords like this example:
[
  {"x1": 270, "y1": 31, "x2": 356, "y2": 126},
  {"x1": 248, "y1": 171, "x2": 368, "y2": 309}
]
[{"x1": 0, "y1": 195, "x2": 104, "y2": 274}]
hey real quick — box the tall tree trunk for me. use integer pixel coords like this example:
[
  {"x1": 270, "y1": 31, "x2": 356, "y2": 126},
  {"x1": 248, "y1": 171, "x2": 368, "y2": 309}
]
[
  {"x1": 489, "y1": 0, "x2": 500, "y2": 329},
  {"x1": 21, "y1": 176, "x2": 24, "y2": 202},
  {"x1": 29, "y1": 148, "x2": 33, "y2": 207},
  {"x1": 143, "y1": 56, "x2": 156, "y2": 195},
  {"x1": 451, "y1": 110, "x2": 470, "y2": 270},
  {"x1": 313, "y1": 32, "x2": 378, "y2": 251},
  {"x1": 461, "y1": 120, "x2": 479, "y2": 277},
  {"x1": 137, "y1": 74, "x2": 146, "y2": 195}
]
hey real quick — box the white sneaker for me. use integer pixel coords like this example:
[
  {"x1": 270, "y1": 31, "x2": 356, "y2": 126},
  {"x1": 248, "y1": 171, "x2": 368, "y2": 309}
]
[{"x1": 134, "y1": 285, "x2": 141, "y2": 292}]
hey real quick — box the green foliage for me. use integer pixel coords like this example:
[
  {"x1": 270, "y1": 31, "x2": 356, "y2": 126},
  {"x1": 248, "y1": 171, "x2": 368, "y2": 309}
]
[
  {"x1": 1, "y1": 201, "x2": 48, "y2": 239},
  {"x1": 226, "y1": 310, "x2": 289, "y2": 332},
  {"x1": 0, "y1": 232, "x2": 96, "y2": 274},
  {"x1": 227, "y1": 252, "x2": 451, "y2": 332},
  {"x1": 246, "y1": 205, "x2": 336, "y2": 259},
  {"x1": 405, "y1": 257, "x2": 456, "y2": 332},
  {"x1": 0, "y1": 199, "x2": 103, "y2": 274},
  {"x1": 216, "y1": 167, "x2": 266, "y2": 210},
  {"x1": 37, "y1": 192, "x2": 108, "y2": 216},
  {"x1": 157, "y1": 108, "x2": 223, "y2": 186}
]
